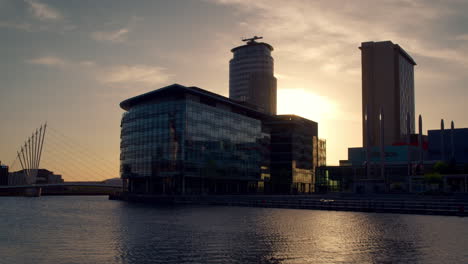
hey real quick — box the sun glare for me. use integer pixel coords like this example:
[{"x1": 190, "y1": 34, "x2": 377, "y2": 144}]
[{"x1": 277, "y1": 88, "x2": 338, "y2": 123}]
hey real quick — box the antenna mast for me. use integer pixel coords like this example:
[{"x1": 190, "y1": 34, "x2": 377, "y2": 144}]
[{"x1": 242, "y1": 36, "x2": 263, "y2": 44}]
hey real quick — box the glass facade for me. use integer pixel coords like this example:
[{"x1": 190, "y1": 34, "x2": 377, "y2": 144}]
[
  {"x1": 267, "y1": 115, "x2": 318, "y2": 194},
  {"x1": 399, "y1": 54, "x2": 415, "y2": 138},
  {"x1": 120, "y1": 90, "x2": 270, "y2": 194}
]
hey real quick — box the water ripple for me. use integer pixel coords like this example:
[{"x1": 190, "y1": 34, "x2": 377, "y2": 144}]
[{"x1": 0, "y1": 197, "x2": 467, "y2": 264}]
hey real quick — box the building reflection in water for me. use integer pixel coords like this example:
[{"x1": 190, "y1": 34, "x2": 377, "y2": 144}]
[
  {"x1": 2, "y1": 197, "x2": 467, "y2": 264},
  {"x1": 114, "y1": 204, "x2": 468, "y2": 264}
]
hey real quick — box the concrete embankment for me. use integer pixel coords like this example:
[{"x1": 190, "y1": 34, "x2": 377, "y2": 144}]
[{"x1": 109, "y1": 193, "x2": 468, "y2": 217}]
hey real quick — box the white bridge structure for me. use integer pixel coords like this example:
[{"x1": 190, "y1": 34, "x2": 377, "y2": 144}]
[
  {"x1": 4, "y1": 123, "x2": 121, "y2": 192},
  {"x1": 15, "y1": 123, "x2": 47, "y2": 184}
]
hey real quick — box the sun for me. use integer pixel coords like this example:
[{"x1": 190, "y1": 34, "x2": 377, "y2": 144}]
[{"x1": 277, "y1": 88, "x2": 338, "y2": 123}]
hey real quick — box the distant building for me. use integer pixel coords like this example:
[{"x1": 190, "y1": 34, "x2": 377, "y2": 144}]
[
  {"x1": 8, "y1": 169, "x2": 63, "y2": 185},
  {"x1": 0, "y1": 164, "x2": 8, "y2": 186},
  {"x1": 360, "y1": 41, "x2": 416, "y2": 147},
  {"x1": 347, "y1": 145, "x2": 423, "y2": 166},
  {"x1": 265, "y1": 115, "x2": 318, "y2": 194},
  {"x1": 35, "y1": 169, "x2": 63, "y2": 184},
  {"x1": 120, "y1": 84, "x2": 271, "y2": 194},
  {"x1": 229, "y1": 37, "x2": 277, "y2": 115},
  {"x1": 428, "y1": 128, "x2": 468, "y2": 163},
  {"x1": 102, "y1": 178, "x2": 123, "y2": 186},
  {"x1": 8, "y1": 171, "x2": 27, "y2": 185},
  {"x1": 317, "y1": 138, "x2": 428, "y2": 193},
  {"x1": 316, "y1": 138, "x2": 327, "y2": 167}
]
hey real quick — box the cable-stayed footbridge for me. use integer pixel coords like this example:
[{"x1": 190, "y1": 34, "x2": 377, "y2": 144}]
[{"x1": 2, "y1": 123, "x2": 121, "y2": 195}]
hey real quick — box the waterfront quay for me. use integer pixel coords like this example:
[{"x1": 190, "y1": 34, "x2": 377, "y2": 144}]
[{"x1": 110, "y1": 193, "x2": 468, "y2": 217}]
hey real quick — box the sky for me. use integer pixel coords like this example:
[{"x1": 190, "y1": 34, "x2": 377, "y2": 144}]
[{"x1": 1, "y1": 0, "x2": 468, "y2": 180}]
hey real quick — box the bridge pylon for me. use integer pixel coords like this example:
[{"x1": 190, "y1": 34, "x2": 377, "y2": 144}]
[{"x1": 15, "y1": 123, "x2": 47, "y2": 184}]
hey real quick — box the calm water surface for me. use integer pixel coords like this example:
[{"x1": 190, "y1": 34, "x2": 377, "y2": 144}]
[{"x1": 0, "y1": 196, "x2": 467, "y2": 264}]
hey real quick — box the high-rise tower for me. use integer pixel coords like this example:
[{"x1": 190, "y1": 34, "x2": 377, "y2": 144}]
[
  {"x1": 229, "y1": 36, "x2": 277, "y2": 115},
  {"x1": 360, "y1": 41, "x2": 416, "y2": 147}
]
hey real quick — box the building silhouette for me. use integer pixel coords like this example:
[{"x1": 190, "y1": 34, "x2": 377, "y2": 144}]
[
  {"x1": 360, "y1": 41, "x2": 416, "y2": 147},
  {"x1": 229, "y1": 36, "x2": 277, "y2": 115},
  {"x1": 0, "y1": 163, "x2": 8, "y2": 186},
  {"x1": 120, "y1": 84, "x2": 271, "y2": 194},
  {"x1": 428, "y1": 127, "x2": 468, "y2": 163},
  {"x1": 118, "y1": 39, "x2": 325, "y2": 195},
  {"x1": 119, "y1": 83, "x2": 323, "y2": 195},
  {"x1": 266, "y1": 115, "x2": 318, "y2": 193}
]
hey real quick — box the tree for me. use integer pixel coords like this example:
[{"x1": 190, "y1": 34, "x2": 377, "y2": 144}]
[
  {"x1": 423, "y1": 172, "x2": 443, "y2": 185},
  {"x1": 433, "y1": 161, "x2": 449, "y2": 174}
]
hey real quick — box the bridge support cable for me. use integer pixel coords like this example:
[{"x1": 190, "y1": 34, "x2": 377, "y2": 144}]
[
  {"x1": 40, "y1": 139, "x2": 108, "y2": 181},
  {"x1": 44, "y1": 133, "x2": 116, "y2": 176},
  {"x1": 41, "y1": 128, "x2": 117, "y2": 181},
  {"x1": 14, "y1": 124, "x2": 47, "y2": 184},
  {"x1": 39, "y1": 143, "x2": 97, "y2": 182},
  {"x1": 20, "y1": 144, "x2": 30, "y2": 179},
  {"x1": 27, "y1": 138, "x2": 34, "y2": 180},
  {"x1": 9, "y1": 155, "x2": 18, "y2": 171},
  {"x1": 37, "y1": 124, "x2": 46, "y2": 176},
  {"x1": 40, "y1": 146, "x2": 105, "y2": 182},
  {"x1": 44, "y1": 127, "x2": 118, "y2": 180},
  {"x1": 32, "y1": 129, "x2": 40, "y2": 180},
  {"x1": 12, "y1": 124, "x2": 118, "y2": 183},
  {"x1": 16, "y1": 151, "x2": 26, "y2": 175},
  {"x1": 47, "y1": 127, "x2": 119, "y2": 173},
  {"x1": 32, "y1": 129, "x2": 39, "y2": 178},
  {"x1": 31, "y1": 132, "x2": 37, "y2": 178}
]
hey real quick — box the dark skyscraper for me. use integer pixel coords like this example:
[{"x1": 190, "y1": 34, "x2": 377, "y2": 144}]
[
  {"x1": 229, "y1": 36, "x2": 277, "y2": 115},
  {"x1": 360, "y1": 41, "x2": 416, "y2": 147}
]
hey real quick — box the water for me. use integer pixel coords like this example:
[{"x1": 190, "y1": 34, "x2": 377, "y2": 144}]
[{"x1": 0, "y1": 196, "x2": 467, "y2": 264}]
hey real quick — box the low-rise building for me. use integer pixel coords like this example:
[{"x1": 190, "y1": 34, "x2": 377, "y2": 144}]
[
  {"x1": 8, "y1": 169, "x2": 63, "y2": 185},
  {"x1": 35, "y1": 169, "x2": 63, "y2": 184},
  {"x1": 8, "y1": 171, "x2": 27, "y2": 185},
  {"x1": 428, "y1": 128, "x2": 468, "y2": 163}
]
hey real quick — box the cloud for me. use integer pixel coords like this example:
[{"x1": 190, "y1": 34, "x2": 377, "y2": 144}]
[
  {"x1": 79, "y1": 61, "x2": 96, "y2": 67},
  {"x1": 211, "y1": 0, "x2": 467, "y2": 65},
  {"x1": 27, "y1": 56, "x2": 67, "y2": 67},
  {"x1": 0, "y1": 21, "x2": 34, "y2": 32},
  {"x1": 91, "y1": 28, "x2": 129, "y2": 43},
  {"x1": 455, "y1": 34, "x2": 468, "y2": 41},
  {"x1": 99, "y1": 65, "x2": 173, "y2": 86},
  {"x1": 209, "y1": 0, "x2": 468, "y2": 164},
  {"x1": 26, "y1": 0, "x2": 63, "y2": 21}
]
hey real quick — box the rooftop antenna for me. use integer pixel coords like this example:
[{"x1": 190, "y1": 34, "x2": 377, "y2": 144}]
[{"x1": 242, "y1": 36, "x2": 263, "y2": 44}]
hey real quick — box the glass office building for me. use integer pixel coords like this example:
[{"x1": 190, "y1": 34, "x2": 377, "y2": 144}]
[{"x1": 120, "y1": 84, "x2": 270, "y2": 194}]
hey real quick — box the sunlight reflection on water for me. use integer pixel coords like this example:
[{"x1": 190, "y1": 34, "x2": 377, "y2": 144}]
[{"x1": 0, "y1": 196, "x2": 467, "y2": 264}]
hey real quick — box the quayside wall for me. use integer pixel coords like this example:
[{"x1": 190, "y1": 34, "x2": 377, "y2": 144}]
[{"x1": 109, "y1": 193, "x2": 468, "y2": 217}]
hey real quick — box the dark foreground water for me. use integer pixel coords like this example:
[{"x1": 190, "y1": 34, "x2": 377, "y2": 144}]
[{"x1": 0, "y1": 196, "x2": 467, "y2": 264}]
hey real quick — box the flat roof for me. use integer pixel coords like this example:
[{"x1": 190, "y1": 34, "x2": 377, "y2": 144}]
[
  {"x1": 119, "y1": 83, "x2": 272, "y2": 119},
  {"x1": 268, "y1": 114, "x2": 318, "y2": 126},
  {"x1": 360, "y1": 41, "x2": 417, "y2": 65},
  {"x1": 428, "y1": 127, "x2": 468, "y2": 132}
]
